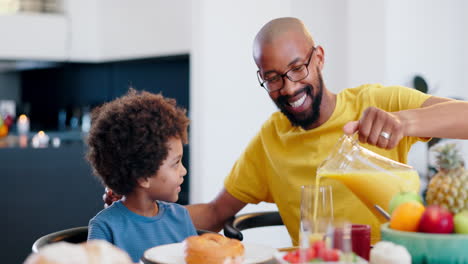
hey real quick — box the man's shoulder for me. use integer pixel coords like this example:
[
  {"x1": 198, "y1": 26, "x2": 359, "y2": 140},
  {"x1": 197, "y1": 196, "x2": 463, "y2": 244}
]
[
  {"x1": 340, "y1": 83, "x2": 384, "y2": 95},
  {"x1": 344, "y1": 83, "x2": 415, "y2": 94},
  {"x1": 340, "y1": 83, "x2": 414, "y2": 101}
]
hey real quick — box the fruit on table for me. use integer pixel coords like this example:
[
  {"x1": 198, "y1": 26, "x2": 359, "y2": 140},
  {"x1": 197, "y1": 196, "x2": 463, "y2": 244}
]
[
  {"x1": 0, "y1": 124, "x2": 8, "y2": 138},
  {"x1": 454, "y1": 210, "x2": 468, "y2": 234},
  {"x1": 390, "y1": 201, "x2": 425, "y2": 232},
  {"x1": 282, "y1": 240, "x2": 340, "y2": 263},
  {"x1": 388, "y1": 191, "x2": 423, "y2": 214},
  {"x1": 418, "y1": 205, "x2": 454, "y2": 234},
  {"x1": 3, "y1": 114, "x2": 13, "y2": 128},
  {"x1": 426, "y1": 142, "x2": 468, "y2": 214}
]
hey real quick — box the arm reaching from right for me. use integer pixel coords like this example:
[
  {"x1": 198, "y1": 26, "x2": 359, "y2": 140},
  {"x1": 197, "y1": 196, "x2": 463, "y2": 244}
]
[
  {"x1": 343, "y1": 97, "x2": 468, "y2": 149},
  {"x1": 186, "y1": 188, "x2": 247, "y2": 232}
]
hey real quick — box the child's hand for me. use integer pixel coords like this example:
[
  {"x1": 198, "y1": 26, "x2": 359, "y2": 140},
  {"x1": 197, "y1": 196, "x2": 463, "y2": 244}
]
[{"x1": 103, "y1": 187, "x2": 122, "y2": 208}]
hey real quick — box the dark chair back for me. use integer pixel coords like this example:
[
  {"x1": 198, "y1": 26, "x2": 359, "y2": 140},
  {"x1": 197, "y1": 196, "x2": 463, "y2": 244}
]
[
  {"x1": 32, "y1": 226, "x2": 88, "y2": 253},
  {"x1": 223, "y1": 211, "x2": 284, "y2": 241}
]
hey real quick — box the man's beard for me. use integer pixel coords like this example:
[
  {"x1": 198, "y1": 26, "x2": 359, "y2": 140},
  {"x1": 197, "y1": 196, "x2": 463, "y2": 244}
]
[{"x1": 275, "y1": 71, "x2": 324, "y2": 129}]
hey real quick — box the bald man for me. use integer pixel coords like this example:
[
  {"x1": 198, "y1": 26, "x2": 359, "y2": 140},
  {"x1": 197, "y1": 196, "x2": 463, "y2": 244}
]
[
  {"x1": 104, "y1": 17, "x2": 468, "y2": 245},
  {"x1": 185, "y1": 17, "x2": 468, "y2": 245}
]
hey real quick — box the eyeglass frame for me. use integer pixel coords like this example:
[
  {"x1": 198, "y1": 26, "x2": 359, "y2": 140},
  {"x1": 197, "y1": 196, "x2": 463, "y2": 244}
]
[{"x1": 256, "y1": 46, "x2": 317, "y2": 93}]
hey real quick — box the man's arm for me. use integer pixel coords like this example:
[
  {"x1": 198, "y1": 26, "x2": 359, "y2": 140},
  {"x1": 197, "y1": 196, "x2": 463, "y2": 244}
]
[
  {"x1": 344, "y1": 96, "x2": 468, "y2": 148},
  {"x1": 399, "y1": 96, "x2": 468, "y2": 139},
  {"x1": 185, "y1": 188, "x2": 247, "y2": 231}
]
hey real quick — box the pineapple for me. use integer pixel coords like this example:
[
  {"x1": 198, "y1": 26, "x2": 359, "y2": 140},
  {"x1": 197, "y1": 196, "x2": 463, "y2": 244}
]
[{"x1": 426, "y1": 142, "x2": 468, "y2": 214}]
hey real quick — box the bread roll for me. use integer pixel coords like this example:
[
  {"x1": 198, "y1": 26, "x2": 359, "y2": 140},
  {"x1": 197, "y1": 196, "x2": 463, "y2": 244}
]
[
  {"x1": 184, "y1": 233, "x2": 244, "y2": 264},
  {"x1": 84, "y1": 240, "x2": 134, "y2": 264}
]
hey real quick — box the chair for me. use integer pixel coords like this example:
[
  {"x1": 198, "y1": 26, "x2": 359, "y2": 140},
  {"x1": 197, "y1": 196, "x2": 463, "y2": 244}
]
[
  {"x1": 32, "y1": 226, "x2": 214, "y2": 253},
  {"x1": 32, "y1": 226, "x2": 88, "y2": 253},
  {"x1": 223, "y1": 211, "x2": 284, "y2": 241}
]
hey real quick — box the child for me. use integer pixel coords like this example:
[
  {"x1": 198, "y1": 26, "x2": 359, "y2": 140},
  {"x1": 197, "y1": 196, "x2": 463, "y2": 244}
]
[{"x1": 86, "y1": 89, "x2": 196, "y2": 263}]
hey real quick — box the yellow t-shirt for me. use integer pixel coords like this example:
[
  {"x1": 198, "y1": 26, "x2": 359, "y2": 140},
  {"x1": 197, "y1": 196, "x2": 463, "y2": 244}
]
[{"x1": 224, "y1": 84, "x2": 432, "y2": 245}]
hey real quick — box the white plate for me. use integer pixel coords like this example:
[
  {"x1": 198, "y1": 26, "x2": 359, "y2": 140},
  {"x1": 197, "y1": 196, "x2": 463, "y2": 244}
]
[
  {"x1": 143, "y1": 242, "x2": 276, "y2": 264},
  {"x1": 273, "y1": 251, "x2": 368, "y2": 264}
]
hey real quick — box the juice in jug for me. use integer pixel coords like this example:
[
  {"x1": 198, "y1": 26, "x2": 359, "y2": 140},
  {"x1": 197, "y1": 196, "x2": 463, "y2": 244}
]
[{"x1": 317, "y1": 135, "x2": 420, "y2": 220}]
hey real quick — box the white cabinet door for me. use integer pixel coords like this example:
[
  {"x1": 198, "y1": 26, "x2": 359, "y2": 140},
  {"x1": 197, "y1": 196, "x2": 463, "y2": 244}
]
[{"x1": 0, "y1": 13, "x2": 67, "y2": 61}]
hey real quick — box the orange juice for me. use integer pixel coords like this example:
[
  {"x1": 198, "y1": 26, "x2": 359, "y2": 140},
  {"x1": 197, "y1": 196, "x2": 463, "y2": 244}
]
[
  {"x1": 317, "y1": 169, "x2": 419, "y2": 218},
  {"x1": 301, "y1": 184, "x2": 333, "y2": 241},
  {"x1": 299, "y1": 232, "x2": 325, "y2": 245}
]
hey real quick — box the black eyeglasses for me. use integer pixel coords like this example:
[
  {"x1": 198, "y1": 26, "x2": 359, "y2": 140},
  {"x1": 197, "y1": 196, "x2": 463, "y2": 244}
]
[{"x1": 257, "y1": 46, "x2": 316, "y2": 93}]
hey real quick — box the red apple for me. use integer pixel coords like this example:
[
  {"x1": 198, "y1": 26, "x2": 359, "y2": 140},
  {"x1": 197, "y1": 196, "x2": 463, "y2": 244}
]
[
  {"x1": 3, "y1": 114, "x2": 14, "y2": 128},
  {"x1": 418, "y1": 205, "x2": 454, "y2": 234}
]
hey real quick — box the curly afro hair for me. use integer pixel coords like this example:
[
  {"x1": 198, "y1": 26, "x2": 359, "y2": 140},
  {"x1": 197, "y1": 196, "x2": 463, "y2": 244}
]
[{"x1": 86, "y1": 89, "x2": 189, "y2": 195}]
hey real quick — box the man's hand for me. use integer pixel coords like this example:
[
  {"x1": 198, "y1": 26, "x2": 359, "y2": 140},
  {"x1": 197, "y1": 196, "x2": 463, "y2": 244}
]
[
  {"x1": 103, "y1": 187, "x2": 122, "y2": 208},
  {"x1": 343, "y1": 106, "x2": 405, "y2": 149}
]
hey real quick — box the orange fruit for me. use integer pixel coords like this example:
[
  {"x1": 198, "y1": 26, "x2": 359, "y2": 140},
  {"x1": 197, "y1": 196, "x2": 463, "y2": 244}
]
[
  {"x1": 0, "y1": 124, "x2": 8, "y2": 138},
  {"x1": 390, "y1": 201, "x2": 425, "y2": 232}
]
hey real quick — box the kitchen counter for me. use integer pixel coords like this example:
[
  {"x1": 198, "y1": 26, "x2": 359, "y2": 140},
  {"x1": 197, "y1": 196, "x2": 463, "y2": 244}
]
[
  {"x1": 0, "y1": 131, "x2": 86, "y2": 149},
  {"x1": 1, "y1": 141, "x2": 104, "y2": 263}
]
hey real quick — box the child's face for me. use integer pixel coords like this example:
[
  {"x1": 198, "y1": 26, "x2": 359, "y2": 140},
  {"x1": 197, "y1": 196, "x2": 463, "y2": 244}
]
[{"x1": 147, "y1": 137, "x2": 187, "y2": 202}]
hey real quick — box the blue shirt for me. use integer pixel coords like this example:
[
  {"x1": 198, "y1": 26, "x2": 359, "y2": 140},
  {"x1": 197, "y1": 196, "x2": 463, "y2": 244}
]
[{"x1": 88, "y1": 200, "x2": 197, "y2": 262}]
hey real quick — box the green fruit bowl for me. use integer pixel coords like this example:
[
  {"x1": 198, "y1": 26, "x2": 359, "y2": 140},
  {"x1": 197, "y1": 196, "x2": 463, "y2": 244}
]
[{"x1": 381, "y1": 223, "x2": 468, "y2": 264}]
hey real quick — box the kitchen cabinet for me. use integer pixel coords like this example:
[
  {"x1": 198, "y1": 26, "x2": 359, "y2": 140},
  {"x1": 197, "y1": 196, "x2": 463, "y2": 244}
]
[
  {"x1": 0, "y1": 1, "x2": 191, "y2": 62},
  {"x1": 0, "y1": 13, "x2": 67, "y2": 61},
  {"x1": 1, "y1": 142, "x2": 103, "y2": 264}
]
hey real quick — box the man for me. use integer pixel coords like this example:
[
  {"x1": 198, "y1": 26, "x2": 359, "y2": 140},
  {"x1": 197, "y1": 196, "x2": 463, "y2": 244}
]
[
  {"x1": 105, "y1": 17, "x2": 468, "y2": 245},
  {"x1": 185, "y1": 17, "x2": 468, "y2": 245}
]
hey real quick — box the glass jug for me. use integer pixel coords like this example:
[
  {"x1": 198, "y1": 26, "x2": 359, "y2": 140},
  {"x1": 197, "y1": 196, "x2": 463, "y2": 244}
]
[{"x1": 317, "y1": 134, "x2": 419, "y2": 221}]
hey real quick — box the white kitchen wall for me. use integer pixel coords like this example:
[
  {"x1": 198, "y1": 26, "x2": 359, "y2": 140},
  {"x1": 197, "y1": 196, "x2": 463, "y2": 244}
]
[
  {"x1": 291, "y1": 0, "x2": 348, "y2": 94},
  {"x1": 190, "y1": 0, "x2": 288, "y2": 204},
  {"x1": 385, "y1": 0, "x2": 468, "y2": 100},
  {"x1": 190, "y1": 0, "x2": 292, "y2": 247},
  {"x1": 345, "y1": 0, "x2": 387, "y2": 88}
]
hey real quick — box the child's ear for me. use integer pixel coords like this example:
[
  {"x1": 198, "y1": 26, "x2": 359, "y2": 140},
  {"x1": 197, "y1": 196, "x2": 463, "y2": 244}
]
[{"x1": 137, "y1": 177, "x2": 151, "y2": 188}]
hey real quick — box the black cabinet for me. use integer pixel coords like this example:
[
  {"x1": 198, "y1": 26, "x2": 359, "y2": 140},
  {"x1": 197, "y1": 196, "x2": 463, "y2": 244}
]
[{"x1": 2, "y1": 143, "x2": 102, "y2": 263}]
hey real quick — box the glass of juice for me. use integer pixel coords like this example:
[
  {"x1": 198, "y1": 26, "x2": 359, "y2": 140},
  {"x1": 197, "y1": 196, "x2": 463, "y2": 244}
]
[{"x1": 299, "y1": 185, "x2": 334, "y2": 261}]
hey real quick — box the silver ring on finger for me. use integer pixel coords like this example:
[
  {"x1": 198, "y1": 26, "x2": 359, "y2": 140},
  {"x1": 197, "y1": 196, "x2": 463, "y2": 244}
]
[{"x1": 380, "y1": 131, "x2": 391, "y2": 140}]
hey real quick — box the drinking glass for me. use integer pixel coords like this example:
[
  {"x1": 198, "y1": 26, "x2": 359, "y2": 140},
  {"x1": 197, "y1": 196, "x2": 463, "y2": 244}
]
[
  {"x1": 299, "y1": 185, "x2": 334, "y2": 262},
  {"x1": 333, "y1": 223, "x2": 371, "y2": 261}
]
